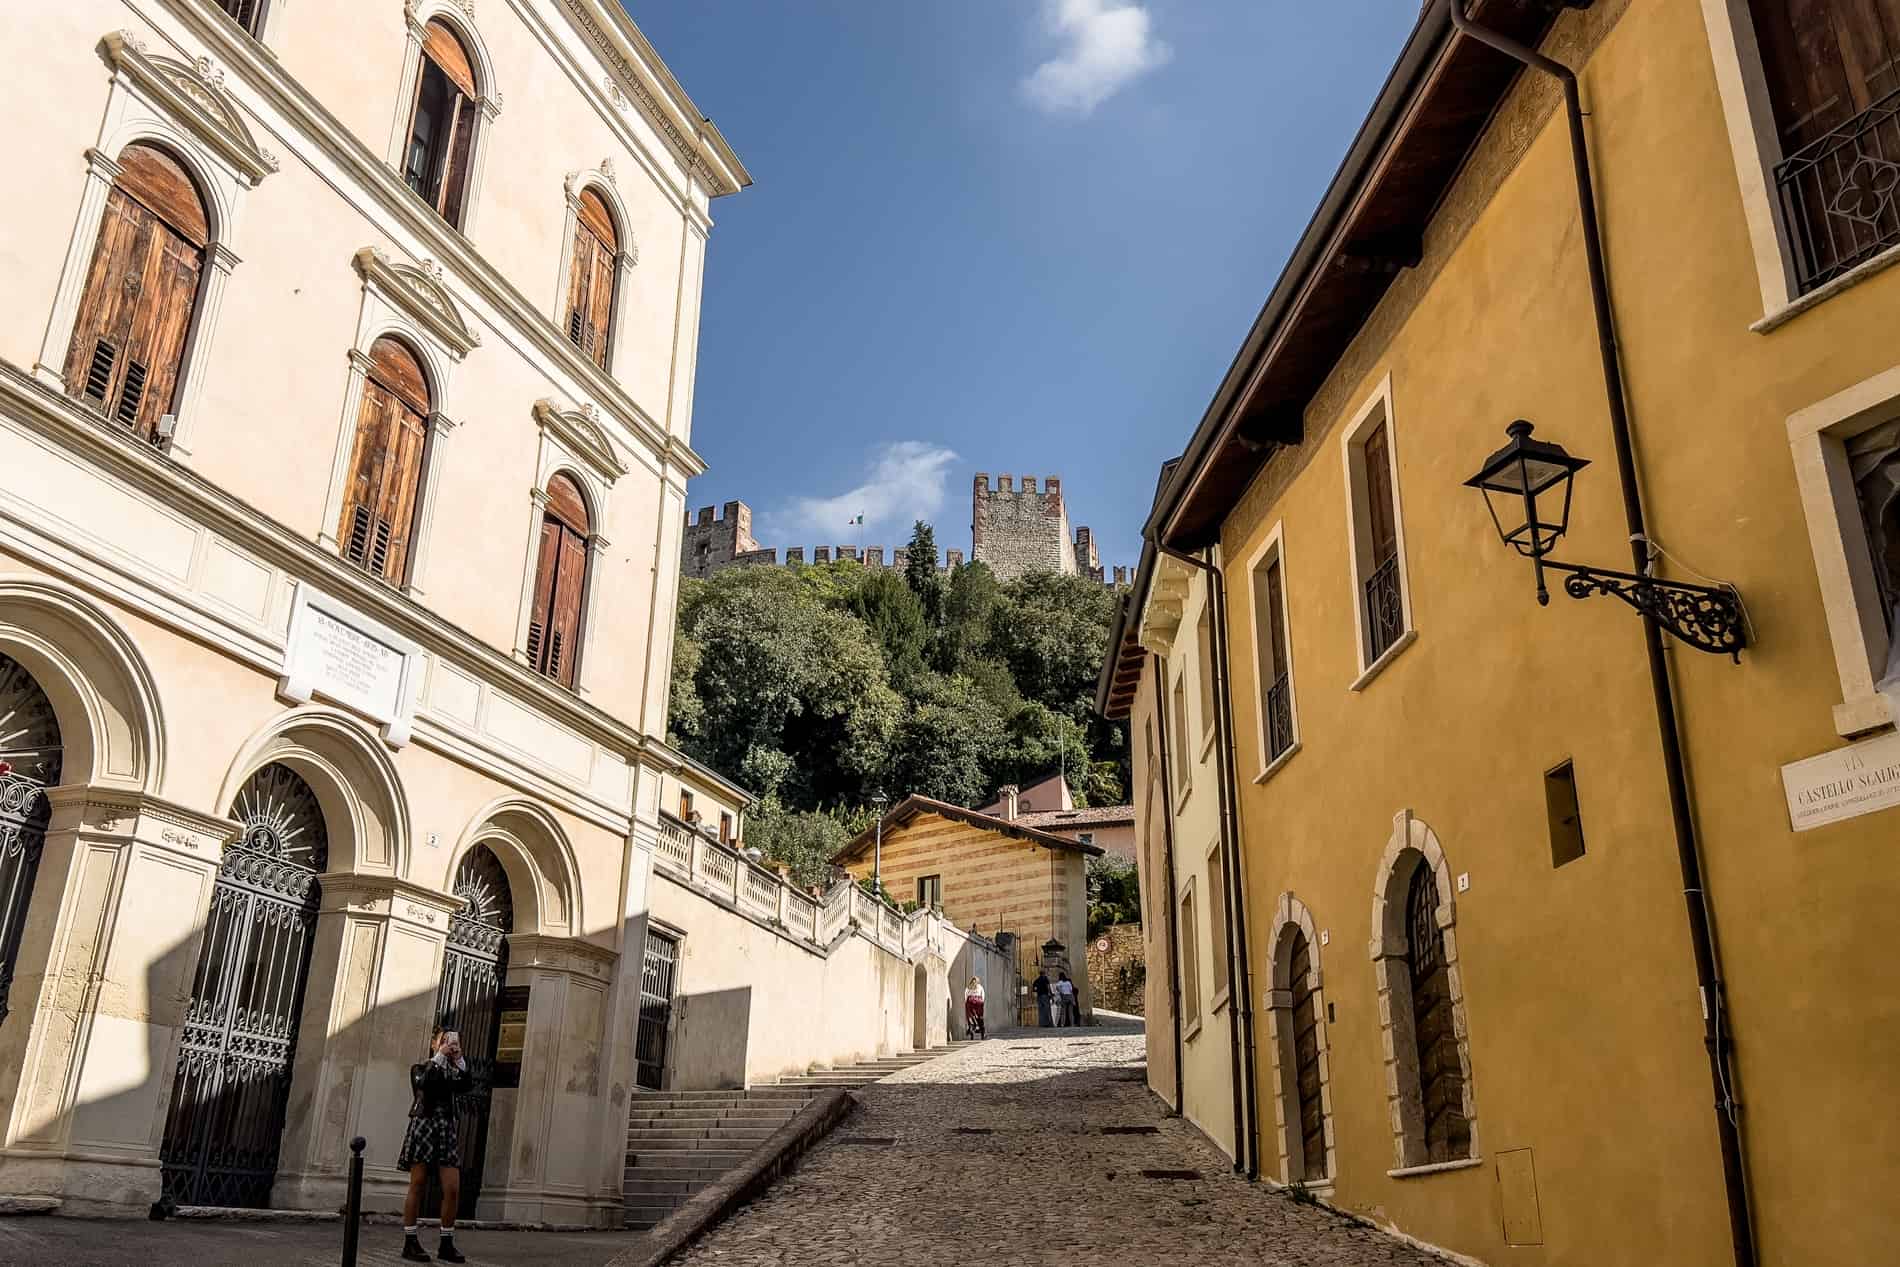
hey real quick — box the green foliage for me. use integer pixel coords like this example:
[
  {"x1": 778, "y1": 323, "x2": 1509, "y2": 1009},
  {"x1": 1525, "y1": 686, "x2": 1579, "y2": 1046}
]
[
  {"x1": 1086, "y1": 853, "x2": 1141, "y2": 939},
  {"x1": 671, "y1": 526, "x2": 1130, "y2": 824}
]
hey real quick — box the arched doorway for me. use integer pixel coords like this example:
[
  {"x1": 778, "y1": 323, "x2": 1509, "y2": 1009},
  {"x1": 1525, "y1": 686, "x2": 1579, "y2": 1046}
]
[
  {"x1": 160, "y1": 762, "x2": 326, "y2": 1207},
  {"x1": 434, "y1": 844, "x2": 512, "y2": 1209},
  {"x1": 0, "y1": 654, "x2": 62, "y2": 1028},
  {"x1": 1275, "y1": 924, "x2": 1327, "y2": 1183}
]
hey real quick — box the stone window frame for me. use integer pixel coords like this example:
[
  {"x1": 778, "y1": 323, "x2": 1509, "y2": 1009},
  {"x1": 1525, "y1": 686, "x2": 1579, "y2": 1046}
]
[
  {"x1": 1788, "y1": 363, "x2": 1900, "y2": 737},
  {"x1": 1170, "y1": 662, "x2": 1192, "y2": 810},
  {"x1": 553, "y1": 167, "x2": 639, "y2": 372},
  {"x1": 1204, "y1": 838, "x2": 1231, "y2": 1014},
  {"x1": 1244, "y1": 519, "x2": 1301, "y2": 782},
  {"x1": 209, "y1": 0, "x2": 292, "y2": 48},
  {"x1": 1367, "y1": 809, "x2": 1482, "y2": 1177},
  {"x1": 384, "y1": 1, "x2": 503, "y2": 238},
  {"x1": 1265, "y1": 891, "x2": 1337, "y2": 1191},
  {"x1": 35, "y1": 32, "x2": 279, "y2": 458},
  {"x1": 507, "y1": 403, "x2": 626, "y2": 697},
  {"x1": 1194, "y1": 599, "x2": 1217, "y2": 758},
  {"x1": 1698, "y1": 0, "x2": 1900, "y2": 331},
  {"x1": 316, "y1": 248, "x2": 477, "y2": 601},
  {"x1": 1340, "y1": 374, "x2": 1417, "y2": 689},
  {"x1": 1179, "y1": 876, "x2": 1202, "y2": 1040}
]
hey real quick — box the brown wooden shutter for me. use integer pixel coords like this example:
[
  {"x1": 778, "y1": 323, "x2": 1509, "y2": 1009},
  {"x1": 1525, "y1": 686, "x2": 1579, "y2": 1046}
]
[
  {"x1": 526, "y1": 474, "x2": 592, "y2": 688},
  {"x1": 567, "y1": 190, "x2": 618, "y2": 368},
  {"x1": 338, "y1": 338, "x2": 429, "y2": 584},
  {"x1": 1363, "y1": 423, "x2": 1398, "y2": 567},
  {"x1": 62, "y1": 145, "x2": 207, "y2": 444},
  {"x1": 1406, "y1": 864, "x2": 1469, "y2": 1163},
  {"x1": 424, "y1": 19, "x2": 477, "y2": 97},
  {"x1": 566, "y1": 230, "x2": 596, "y2": 352},
  {"x1": 1265, "y1": 557, "x2": 1288, "y2": 679},
  {"x1": 547, "y1": 526, "x2": 588, "y2": 687},
  {"x1": 524, "y1": 518, "x2": 562, "y2": 669},
  {"x1": 1751, "y1": 0, "x2": 1900, "y2": 151},
  {"x1": 587, "y1": 234, "x2": 617, "y2": 367},
  {"x1": 439, "y1": 95, "x2": 479, "y2": 228},
  {"x1": 1288, "y1": 927, "x2": 1327, "y2": 1182}
]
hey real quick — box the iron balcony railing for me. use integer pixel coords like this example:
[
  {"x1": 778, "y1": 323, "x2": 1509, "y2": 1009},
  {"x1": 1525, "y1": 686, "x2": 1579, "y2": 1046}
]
[
  {"x1": 1775, "y1": 85, "x2": 1900, "y2": 295},
  {"x1": 1364, "y1": 554, "x2": 1406, "y2": 664},
  {"x1": 1265, "y1": 672, "x2": 1295, "y2": 761}
]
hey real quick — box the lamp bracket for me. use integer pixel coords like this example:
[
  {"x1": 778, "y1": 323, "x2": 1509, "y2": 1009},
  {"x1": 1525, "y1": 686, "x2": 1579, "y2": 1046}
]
[{"x1": 1543, "y1": 560, "x2": 1746, "y2": 660}]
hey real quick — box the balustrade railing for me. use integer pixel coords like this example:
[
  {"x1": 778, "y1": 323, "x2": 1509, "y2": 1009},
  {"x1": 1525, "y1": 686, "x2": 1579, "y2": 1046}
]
[
  {"x1": 1364, "y1": 554, "x2": 1405, "y2": 664},
  {"x1": 787, "y1": 889, "x2": 819, "y2": 940},
  {"x1": 1266, "y1": 672, "x2": 1295, "y2": 761},
  {"x1": 654, "y1": 816, "x2": 693, "y2": 875},
  {"x1": 742, "y1": 863, "x2": 779, "y2": 919},
  {"x1": 1775, "y1": 86, "x2": 1900, "y2": 296}
]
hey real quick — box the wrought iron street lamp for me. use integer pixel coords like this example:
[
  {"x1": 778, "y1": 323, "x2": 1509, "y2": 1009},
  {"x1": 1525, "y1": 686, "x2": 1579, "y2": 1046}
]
[
  {"x1": 1465, "y1": 420, "x2": 1747, "y2": 659},
  {"x1": 871, "y1": 790, "x2": 887, "y2": 898}
]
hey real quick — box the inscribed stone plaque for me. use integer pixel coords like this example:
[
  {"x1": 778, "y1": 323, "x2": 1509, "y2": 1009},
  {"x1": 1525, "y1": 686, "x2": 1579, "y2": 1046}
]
[
  {"x1": 1781, "y1": 728, "x2": 1900, "y2": 831},
  {"x1": 305, "y1": 606, "x2": 405, "y2": 717}
]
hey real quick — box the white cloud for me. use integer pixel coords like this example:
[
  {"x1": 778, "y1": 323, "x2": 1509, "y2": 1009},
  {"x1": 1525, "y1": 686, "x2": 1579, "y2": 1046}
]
[
  {"x1": 763, "y1": 442, "x2": 961, "y2": 548},
  {"x1": 1022, "y1": 0, "x2": 1171, "y2": 117}
]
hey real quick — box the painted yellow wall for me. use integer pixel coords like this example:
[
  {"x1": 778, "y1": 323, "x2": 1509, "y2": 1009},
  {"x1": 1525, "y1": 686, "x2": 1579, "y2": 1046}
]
[{"x1": 1192, "y1": 1, "x2": 1900, "y2": 1262}]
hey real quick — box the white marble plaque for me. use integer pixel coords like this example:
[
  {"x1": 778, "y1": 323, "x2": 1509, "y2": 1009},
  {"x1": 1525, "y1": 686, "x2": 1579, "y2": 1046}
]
[
  {"x1": 1781, "y1": 729, "x2": 1900, "y2": 831},
  {"x1": 278, "y1": 583, "x2": 422, "y2": 747}
]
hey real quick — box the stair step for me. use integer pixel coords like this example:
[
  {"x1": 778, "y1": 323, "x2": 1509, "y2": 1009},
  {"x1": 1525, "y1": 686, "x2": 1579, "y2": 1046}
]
[
  {"x1": 624, "y1": 1165, "x2": 736, "y2": 1183},
  {"x1": 624, "y1": 1177, "x2": 713, "y2": 1197},
  {"x1": 628, "y1": 1128, "x2": 779, "y2": 1145},
  {"x1": 628, "y1": 1106, "x2": 799, "y2": 1122},
  {"x1": 624, "y1": 1202, "x2": 683, "y2": 1227},
  {"x1": 631, "y1": 1149, "x2": 749, "y2": 1167}
]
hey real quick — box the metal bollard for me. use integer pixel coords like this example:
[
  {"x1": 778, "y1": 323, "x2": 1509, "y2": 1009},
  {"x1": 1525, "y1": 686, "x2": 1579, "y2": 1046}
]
[{"x1": 340, "y1": 1136, "x2": 366, "y2": 1267}]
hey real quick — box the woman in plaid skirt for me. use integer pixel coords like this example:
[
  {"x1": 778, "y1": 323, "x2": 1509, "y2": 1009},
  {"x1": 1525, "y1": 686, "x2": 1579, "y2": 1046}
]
[{"x1": 398, "y1": 1026, "x2": 471, "y2": 1263}]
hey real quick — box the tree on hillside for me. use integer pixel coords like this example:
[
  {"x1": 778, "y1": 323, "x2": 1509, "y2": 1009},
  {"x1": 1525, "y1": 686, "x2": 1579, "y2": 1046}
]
[
  {"x1": 903, "y1": 520, "x2": 944, "y2": 627},
  {"x1": 935, "y1": 558, "x2": 1000, "y2": 673},
  {"x1": 848, "y1": 568, "x2": 927, "y2": 685},
  {"x1": 885, "y1": 673, "x2": 1006, "y2": 807},
  {"x1": 989, "y1": 571, "x2": 1120, "y2": 718}
]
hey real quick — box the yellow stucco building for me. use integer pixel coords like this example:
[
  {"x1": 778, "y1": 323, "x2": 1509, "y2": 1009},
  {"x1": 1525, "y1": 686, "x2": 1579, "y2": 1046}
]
[{"x1": 1101, "y1": 1, "x2": 1900, "y2": 1263}]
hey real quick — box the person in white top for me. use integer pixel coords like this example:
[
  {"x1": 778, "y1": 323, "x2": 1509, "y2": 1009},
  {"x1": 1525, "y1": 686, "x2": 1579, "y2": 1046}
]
[
  {"x1": 1054, "y1": 971, "x2": 1078, "y2": 1026},
  {"x1": 963, "y1": 976, "x2": 986, "y2": 1039}
]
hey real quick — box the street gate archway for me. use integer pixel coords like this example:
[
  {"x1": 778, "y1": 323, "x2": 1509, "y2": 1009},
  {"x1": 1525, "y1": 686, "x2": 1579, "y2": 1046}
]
[
  {"x1": 160, "y1": 762, "x2": 325, "y2": 1207},
  {"x1": 433, "y1": 843, "x2": 512, "y2": 1208},
  {"x1": 0, "y1": 654, "x2": 61, "y2": 1029}
]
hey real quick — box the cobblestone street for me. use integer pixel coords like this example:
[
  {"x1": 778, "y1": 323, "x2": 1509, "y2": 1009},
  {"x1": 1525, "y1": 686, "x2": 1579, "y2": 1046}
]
[{"x1": 672, "y1": 1017, "x2": 1446, "y2": 1267}]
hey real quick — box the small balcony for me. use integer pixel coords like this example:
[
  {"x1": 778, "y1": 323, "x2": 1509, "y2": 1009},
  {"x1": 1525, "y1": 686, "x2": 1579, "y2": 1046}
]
[{"x1": 1775, "y1": 86, "x2": 1900, "y2": 296}]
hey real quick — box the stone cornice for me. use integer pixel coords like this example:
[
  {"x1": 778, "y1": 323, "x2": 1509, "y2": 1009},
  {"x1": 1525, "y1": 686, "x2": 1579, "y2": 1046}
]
[
  {"x1": 101, "y1": 29, "x2": 279, "y2": 185},
  {"x1": 144, "y1": 2, "x2": 709, "y2": 481},
  {"x1": 553, "y1": 0, "x2": 749, "y2": 199},
  {"x1": 506, "y1": 931, "x2": 619, "y2": 980},
  {"x1": 0, "y1": 363, "x2": 656, "y2": 767},
  {"x1": 532, "y1": 398, "x2": 630, "y2": 487},
  {"x1": 352, "y1": 247, "x2": 481, "y2": 360},
  {"x1": 44, "y1": 784, "x2": 242, "y2": 849}
]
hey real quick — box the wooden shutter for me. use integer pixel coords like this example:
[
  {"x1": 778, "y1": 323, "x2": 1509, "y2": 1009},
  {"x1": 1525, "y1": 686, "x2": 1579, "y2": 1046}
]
[
  {"x1": 524, "y1": 518, "x2": 562, "y2": 669},
  {"x1": 439, "y1": 95, "x2": 479, "y2": 228},
  {"x1": 1363, "y1": 423, "x2": 1398, "y2": 568},
  {"x1": 566, "y1": 230, "x2": 597, "y2": 352},
  {"x1": 1751, "y1": 0, "x2": 1900, "y2": 151},
  {"x1": 546, "y1": 527, "x2": 588, "y2": 687},
  {"x1": 526, "y1": 475, "x2": 591, "y2": 688},
  {"x1": 567, "y1": 190, "x2": 617, "y2": 368},
  {"x1": 1265, "y1": 558, "x2": 1288, "y2": 679},
  {"x1": 424, "y1": 19, "x2": 477, "y2": 96},
  {"x1": 62, "y1": 145, "x2": 207, "y2": 443},
  {"x1": 1406, "y1": 864, "x2": 1469, "y2": 1163},
  {"x1": 337, "y1": 338, "x2": 429, "y2": 584}
]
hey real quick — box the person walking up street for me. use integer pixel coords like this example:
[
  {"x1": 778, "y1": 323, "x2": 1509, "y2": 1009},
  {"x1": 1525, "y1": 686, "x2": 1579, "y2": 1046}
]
[
  {"x1": 964, "y1": 975, "x2": 987, "y2": 1039},
  {"x1": 1055, "y1": 971, "x2": 1077, "y2": 1027},
  {"x1": 398, "y1": 1025, "x2": 471, "y2": 1263},
  {"x1": 1033, "y1": 968, "x2": 1053, "y2": 1028}
]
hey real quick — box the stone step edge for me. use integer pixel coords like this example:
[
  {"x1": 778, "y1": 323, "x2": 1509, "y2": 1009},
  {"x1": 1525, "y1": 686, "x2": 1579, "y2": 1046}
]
[
  {"x1": 615, "y1": 1088, "x2": 857, "y2": 1267},
  {"x1": 161, "y1": 1205, "x2": 596, "y2": 1233}
]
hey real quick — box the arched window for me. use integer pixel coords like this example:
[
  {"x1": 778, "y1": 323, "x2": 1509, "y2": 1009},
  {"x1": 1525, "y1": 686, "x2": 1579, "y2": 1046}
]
[
  {"x1": 62, "y1": 143, "x2": 209, "y2": 444},
  {"x1": 338, "y1": 336, "x2": 431, "y2": 583},
  {"x1": 525, "y1": 473, "x2": 591, "y2": 687},
  {"x1": 403, "y1": 19, "x2": 481, "y2": 228},
  {"x1": 1405, "y1": 861, "x2": 1468, "y2": 1163},
  {"x1": 566, "y1": 188, "x2": 618, "y2": 368}
]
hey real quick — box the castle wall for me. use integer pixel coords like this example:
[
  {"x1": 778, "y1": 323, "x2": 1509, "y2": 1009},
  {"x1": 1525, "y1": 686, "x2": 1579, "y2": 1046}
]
[{"x1": 971, "y1": 474, "x2": 1076, "y2": 581}]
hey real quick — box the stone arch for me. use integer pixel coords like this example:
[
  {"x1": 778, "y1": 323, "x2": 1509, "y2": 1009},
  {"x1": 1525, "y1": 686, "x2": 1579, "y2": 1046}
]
[
  {"x1": 215, "y1": 706, "x2": 411, "y2": 878},
  {"x1": 1367, "y1": 809, "x2": 1478, "y2": 1170},
  {"x1": 445, "y1": 800, "x2": 580, "y2": 937},
  {"x1": 1265, "y1": 892, "x2": 1335, "y2": 1186},
  {"x1": 0, "y1": 577, "x2": 163, "y2": 791},
  {"x1": 98, "y1": 127, "x2": 230, "y2": 247}
]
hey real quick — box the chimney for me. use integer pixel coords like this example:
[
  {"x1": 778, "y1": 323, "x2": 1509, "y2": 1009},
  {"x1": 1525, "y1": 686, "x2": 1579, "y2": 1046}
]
[{"x1": 999, "y1": 784, "x2": 1020, "y2": 821}]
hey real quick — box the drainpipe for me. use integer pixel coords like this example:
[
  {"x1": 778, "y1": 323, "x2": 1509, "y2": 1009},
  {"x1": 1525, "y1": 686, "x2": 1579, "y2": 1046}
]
[
  {"x1": 1151, "y1": 650, "x2": 1187, "y2": 1116},
  {"x1": 1154, "y1": 541, "x2": 1259, "y2": 1180},
  {"x1": 1447, "y1": 6, "x2": 1756, "y2": 1264}
]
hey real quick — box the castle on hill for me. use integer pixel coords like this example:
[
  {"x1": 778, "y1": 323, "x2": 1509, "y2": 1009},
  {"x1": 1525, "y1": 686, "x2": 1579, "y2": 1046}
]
[{"x1": 682, "y1": 473, "x2": 1127, "y2": 585}]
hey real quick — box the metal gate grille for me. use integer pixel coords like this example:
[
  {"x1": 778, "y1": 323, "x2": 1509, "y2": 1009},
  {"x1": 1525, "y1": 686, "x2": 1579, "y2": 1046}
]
[
  {"x1": 0, "y1": 654, "x2": 60, "y2": 1029},
  {"x1": 431, "y1": 845, "x2": 511, "y2": 1210},
  {"x1": 160, "y1": 763, "x2": 325, "y2": 1208},
  {"x1": 1287, "y1": 928, "x2": 1326, "y2": 1181},
  {"x1": 635, "y1": 929, "x2": 678, "y2": 1091},
  {"x1": 1406, "y1": 864, "x2": 1468, "y2": 1163}
]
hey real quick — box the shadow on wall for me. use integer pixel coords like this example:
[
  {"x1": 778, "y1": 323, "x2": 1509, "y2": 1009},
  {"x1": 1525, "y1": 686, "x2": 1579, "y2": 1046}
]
[{"x1": 664, "y1": 986, "x2": 752, "y2": 1091}]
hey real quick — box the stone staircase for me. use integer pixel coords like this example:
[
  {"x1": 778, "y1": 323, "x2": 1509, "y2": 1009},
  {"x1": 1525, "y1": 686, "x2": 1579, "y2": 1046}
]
[{"x1": 622, "y1": 1043, "x2": 981, "y2": 1229}]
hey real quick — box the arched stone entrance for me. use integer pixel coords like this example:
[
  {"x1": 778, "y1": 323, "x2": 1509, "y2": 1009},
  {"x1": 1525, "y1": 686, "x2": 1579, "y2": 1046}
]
[
  {"x1": 432, "y1": 844, "x2": 513, "y2": 1209},
  {"x1": 0, "y1": 654, "x2": 61, "y2": 1029},
  {"x1": 159, "y1": 762, "x2": 327, "y2": 1207}
]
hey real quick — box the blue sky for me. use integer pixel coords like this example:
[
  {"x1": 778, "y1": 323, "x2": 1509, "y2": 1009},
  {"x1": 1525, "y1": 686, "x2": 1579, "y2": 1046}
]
[{"x1": 632, "y1": 2, "x2": 1414, "y2": 569}]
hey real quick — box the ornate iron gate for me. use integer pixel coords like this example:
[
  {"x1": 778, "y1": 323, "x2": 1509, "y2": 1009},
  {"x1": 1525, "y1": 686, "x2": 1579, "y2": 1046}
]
[
  {"x1": 431, "y1": 845, "x2": 511, "y2": 1209},
  {"x1": 160, "y1": 763, "x2": 326, "y2": 1208},
  {"x1": 0, "y1": 655, "x2": 61, "y2": 1029},
  {"x1": 634, "y1": 929, "x2": 677, "y2": 1091}
]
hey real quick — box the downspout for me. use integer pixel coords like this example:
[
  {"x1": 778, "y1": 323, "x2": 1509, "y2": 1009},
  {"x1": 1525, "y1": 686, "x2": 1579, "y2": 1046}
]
[
  {"x1": 1447, "y1": 7, "x2": 1756, "y2": 1265},
  {"x1": 1151, "y1": 650, "x2": 1187, "y2": 1116},
  {"x1": 1154, "y1": 541, "x2": 1259, "y2": 1180}
]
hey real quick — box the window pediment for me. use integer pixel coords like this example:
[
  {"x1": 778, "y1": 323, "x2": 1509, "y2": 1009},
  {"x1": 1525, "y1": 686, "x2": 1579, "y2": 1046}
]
[
  {"x1": 351, "y1": 247, "x2": 480, "y2": 359},
  {"x1": 100, "y1": 31, "x2": 278, "y2": 186},
  {"x1": 533, "y1": 398, "x2": 627, "y2": 486}
]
